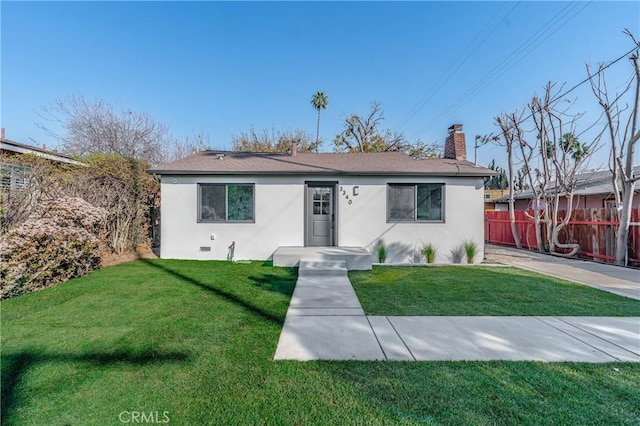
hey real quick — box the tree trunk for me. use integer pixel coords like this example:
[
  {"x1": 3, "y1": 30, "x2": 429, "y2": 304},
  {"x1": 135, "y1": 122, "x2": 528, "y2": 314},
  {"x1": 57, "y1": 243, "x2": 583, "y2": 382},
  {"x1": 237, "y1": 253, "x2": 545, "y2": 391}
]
[
  {"x1": 507, "y1": 149, "x2": 522, "y2": 248},
  {"x1": 316, "y1": 109, "x2": 321, "y2": 147},
  {"x1": 615, "y1": 184, "x2": 634, "y2": 265}
]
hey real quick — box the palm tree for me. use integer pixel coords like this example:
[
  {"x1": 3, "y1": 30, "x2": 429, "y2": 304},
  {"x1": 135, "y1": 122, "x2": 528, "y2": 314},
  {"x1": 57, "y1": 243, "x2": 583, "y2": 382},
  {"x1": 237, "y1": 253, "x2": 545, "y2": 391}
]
[{"x1": 311, "y1": 91, "x2": 328, "y2": 148}]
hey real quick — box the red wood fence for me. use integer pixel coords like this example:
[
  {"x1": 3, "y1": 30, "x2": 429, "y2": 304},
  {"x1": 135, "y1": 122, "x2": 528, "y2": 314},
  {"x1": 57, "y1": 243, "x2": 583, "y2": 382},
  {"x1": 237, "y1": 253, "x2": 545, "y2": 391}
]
[{"x1": 485, "y1": 208, "x2": 640, "y2": 266}]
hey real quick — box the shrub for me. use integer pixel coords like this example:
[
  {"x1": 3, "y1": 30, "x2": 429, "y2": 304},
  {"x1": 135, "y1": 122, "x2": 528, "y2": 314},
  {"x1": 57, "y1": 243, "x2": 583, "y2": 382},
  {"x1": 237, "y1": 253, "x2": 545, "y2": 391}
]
[
  {"x1": 422, "y1": 243, "x2": 437, "y2": 263},
  {"x1": 463, "y1": 240, "x2": 478, "y2": 264},
  {"x1": 0, "y1": 197, "x2": 107, "y2": 299},
  {"x1": 377, "y1": 243, "x2": 387, "y2": 263}
]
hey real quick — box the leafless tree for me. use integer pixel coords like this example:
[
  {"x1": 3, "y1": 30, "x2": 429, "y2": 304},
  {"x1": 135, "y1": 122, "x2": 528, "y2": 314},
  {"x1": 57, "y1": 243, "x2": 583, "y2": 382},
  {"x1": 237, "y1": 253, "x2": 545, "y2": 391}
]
[
  {"x1": 495, "y1": 112, "x2": 523, "y2": 249},
  {"x1": 38, "y1": 95, "x2": 174, "y2": 165},
  {"x1": 333, "y1": 101, "x2": 441, "y2": 159},
  {"x1": 587, "y1": 29, "x2": 640, "y2": 265},
  {"x1": 165, "y1": 131, "x2": 211, "y2": 162},
  {"x1": 231, "y1": 126, "x2": 319, "y2": 153},
  {"x1": 499, "y1": 83, "x2": 600, "y2": 257}
]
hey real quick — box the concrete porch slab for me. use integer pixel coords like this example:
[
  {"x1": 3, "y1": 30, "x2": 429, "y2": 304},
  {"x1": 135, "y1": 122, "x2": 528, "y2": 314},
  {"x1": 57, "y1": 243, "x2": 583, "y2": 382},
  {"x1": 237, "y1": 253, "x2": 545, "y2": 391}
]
[
  {"x1": 273, "y1": 246, "x2": 372, "y2": 270},
  {"x1": 274, "y1": 316, "x2": 385, "y2": 360}
]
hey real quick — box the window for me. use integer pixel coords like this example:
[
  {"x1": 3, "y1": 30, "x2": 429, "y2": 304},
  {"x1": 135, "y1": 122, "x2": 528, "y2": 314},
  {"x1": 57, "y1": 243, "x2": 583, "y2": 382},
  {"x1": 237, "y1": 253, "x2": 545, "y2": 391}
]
[
  {"x1": 198, "y1": 184, "x2": 254, "y2": 222},
  {"x1": 388, "y1": 183, "x2": 444, "y2": 222}
]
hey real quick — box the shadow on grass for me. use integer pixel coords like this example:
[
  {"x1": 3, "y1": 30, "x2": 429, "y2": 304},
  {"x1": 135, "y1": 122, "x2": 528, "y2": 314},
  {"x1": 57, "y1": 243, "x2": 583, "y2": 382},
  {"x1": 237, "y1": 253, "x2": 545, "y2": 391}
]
[
  {"x1": 138, "y1": 258, "x2": 292, "y2": 326},
  {"x1": 247, "y1": 271, "x2": 297, "y2": 298},
  {"x1": 1, "y1": 348, "x2": 189, "y2": 425}
]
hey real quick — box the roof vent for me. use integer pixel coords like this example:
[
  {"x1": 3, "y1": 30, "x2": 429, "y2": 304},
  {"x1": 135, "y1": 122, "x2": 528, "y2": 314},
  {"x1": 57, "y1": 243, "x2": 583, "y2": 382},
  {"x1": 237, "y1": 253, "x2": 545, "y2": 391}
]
[{"x1": 216, "y1": 153, "x2": 225, "y2": 160}]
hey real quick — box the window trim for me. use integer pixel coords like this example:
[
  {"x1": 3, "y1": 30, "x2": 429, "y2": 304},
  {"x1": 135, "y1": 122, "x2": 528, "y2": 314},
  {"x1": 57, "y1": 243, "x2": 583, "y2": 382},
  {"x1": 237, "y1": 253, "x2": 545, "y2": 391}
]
[
  {"x1": 387, "y1": 183, "x2": 445, "y2": 223},
  {"x1": 197, "y1": 183, "x2": 255, "y2": 223}
]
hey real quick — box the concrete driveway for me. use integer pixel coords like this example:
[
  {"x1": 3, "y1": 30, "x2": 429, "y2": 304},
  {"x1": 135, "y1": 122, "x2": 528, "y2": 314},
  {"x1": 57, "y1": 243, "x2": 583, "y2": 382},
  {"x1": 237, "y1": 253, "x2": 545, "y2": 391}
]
[{"x1": 485, "y1": 244, "x2": 640, "y2": 300}]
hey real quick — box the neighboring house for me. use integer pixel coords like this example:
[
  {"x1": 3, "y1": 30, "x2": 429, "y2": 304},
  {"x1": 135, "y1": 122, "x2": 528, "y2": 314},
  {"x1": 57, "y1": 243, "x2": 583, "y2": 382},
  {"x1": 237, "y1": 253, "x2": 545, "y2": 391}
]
[
  {"x1": 1, "y1": 128, "x2": 83, "y2": 188},
  {"x1": 0, "y1": 128, "x2": 82, "y2": 166},
  {"x1": 150, "y1": 124, "x2": 495, "y2": 264},
  {"x1": 484, "y1": 189, "x2": 510, "y2": 211},
  {"x1": 494, "y1": 166, "x2": 640, "y2": 211}
]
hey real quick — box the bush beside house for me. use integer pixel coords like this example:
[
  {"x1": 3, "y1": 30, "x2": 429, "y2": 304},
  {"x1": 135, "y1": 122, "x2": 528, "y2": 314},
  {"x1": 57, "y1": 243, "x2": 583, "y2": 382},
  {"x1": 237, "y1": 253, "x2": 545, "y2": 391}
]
[{"x1": 0, "y1": 197, "x2": 107, "y2": 299}]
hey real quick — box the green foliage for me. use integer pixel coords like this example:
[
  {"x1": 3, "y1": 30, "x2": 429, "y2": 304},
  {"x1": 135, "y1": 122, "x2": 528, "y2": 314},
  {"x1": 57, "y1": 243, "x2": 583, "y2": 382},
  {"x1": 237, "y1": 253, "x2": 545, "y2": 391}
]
[
  {"x1": 310, "y1": 91, "x2": 329, "y2": 112},
  {"x1": 351, "y1": 266, "x2": 640, "y2": 316},
  {"x1": 311, "y1": 91, "x2": 329, "y2": 147},
  {"x1": 377, "y1": 243, "x2": 387, "y2": 263},
  {"x1": 3, "y1": 261, "x2": 639, "y2": 425},
  {"x1": 422, "y1": 243, "x2": 437, "y2": 263},
  {"x1": 484, "y1": 159, "x2": 509, "y2": 189},
  {"x1": 0, "y1": 197, "x2": 107, "y2": 299},
  {"x1": 463, "y1": 240, "x2": 478, "y2": 264}
]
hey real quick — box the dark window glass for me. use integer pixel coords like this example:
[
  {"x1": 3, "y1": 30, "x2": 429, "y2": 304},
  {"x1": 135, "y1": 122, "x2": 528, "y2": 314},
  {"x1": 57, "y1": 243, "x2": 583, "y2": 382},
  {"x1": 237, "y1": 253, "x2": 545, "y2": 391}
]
[
  {"x1": 199, "y1": 184, "x2": 254, "y2": 222},
  {"x1": 388, "y1": 184, "x2": 444, "y2": 222},
  {"x1": 417, "y1": 184, "x2": 442, "y2": 221},
  {"x1": 228, "y1": 185, "x2": 254, "y2": 221},
  {"x1": 200, "y1": 185, "x2": 225, "y2": 221},
  {"x1": 388, "y1": 185, "x2": 415, "y2": 220}
]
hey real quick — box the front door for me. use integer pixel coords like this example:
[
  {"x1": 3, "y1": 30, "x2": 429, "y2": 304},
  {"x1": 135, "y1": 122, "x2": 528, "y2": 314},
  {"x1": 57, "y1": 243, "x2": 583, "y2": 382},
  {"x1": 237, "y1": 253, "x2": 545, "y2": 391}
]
[{"x1": 306, "y1": 185, "x2": 335, "y2": 246}]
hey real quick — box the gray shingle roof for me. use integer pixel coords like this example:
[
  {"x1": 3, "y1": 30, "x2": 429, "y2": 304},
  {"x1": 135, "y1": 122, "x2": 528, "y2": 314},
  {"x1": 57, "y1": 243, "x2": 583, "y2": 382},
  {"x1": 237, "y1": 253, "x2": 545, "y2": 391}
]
[
  {"x1": 496, "y1": 166, "x2": 640, "y2": 201},
  {"x1": 150, "y1": 151, "x2": 495, "y2": 177}
]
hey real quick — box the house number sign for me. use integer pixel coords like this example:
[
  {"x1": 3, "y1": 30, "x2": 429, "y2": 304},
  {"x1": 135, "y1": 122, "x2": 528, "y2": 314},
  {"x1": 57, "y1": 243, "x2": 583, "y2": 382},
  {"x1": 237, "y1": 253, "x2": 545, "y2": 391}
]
[{"x1": 339, "y1": 186, "x2": 353, "y2": 204}]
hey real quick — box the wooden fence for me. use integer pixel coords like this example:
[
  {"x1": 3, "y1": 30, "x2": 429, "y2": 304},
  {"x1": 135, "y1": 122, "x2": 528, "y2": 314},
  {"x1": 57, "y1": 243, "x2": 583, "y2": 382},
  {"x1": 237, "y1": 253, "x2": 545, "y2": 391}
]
[{"x1": 484, "y1": 208, "x2": 640, "y2": 266}]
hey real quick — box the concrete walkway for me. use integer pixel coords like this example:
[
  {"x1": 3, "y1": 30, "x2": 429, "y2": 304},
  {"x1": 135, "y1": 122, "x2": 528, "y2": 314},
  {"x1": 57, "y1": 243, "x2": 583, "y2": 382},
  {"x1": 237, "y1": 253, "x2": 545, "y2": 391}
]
[
  {"x1": 274, "y1": 259, "x2": 640, "y2": 362},
  {"x1": 274, "y1": 260, "x2": 385, "y2": 360},
  {"x1": 485, "y1": 244, "x2": 640, "y2": 300}
]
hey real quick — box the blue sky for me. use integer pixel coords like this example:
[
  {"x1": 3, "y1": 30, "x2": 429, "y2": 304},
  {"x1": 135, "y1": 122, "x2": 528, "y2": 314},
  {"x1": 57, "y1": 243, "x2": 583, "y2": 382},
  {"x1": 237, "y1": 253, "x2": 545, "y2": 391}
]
[{"x1": 2, "y1": 1, "x2": 639, "y2": 169}]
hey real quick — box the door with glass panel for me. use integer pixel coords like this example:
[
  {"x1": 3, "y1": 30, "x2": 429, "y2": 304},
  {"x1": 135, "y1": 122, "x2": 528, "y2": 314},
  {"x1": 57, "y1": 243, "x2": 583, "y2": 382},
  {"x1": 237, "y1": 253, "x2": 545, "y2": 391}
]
[{"x1": 306, "y1": 185, "x2": 334, "y2": 246}]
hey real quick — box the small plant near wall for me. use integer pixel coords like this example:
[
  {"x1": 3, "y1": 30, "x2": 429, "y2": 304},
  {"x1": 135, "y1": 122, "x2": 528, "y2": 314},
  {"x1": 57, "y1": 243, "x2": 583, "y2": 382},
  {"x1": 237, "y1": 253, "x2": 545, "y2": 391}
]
[
  {"x1": 422, "y1": 243, "x2": 437, "y2": 264},
  {"x1": 463, "y1": 240, "x2": 478, "y2": 264},
  {"x1": 377, "y1": 243, "x2": 387, "y2": 263}
]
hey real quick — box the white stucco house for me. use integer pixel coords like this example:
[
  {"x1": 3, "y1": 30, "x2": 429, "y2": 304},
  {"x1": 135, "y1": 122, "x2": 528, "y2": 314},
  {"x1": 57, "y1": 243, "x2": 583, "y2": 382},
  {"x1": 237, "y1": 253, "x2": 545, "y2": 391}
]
[{"x1": 150, "y1": 125, "x2": 494, "y2": 265}]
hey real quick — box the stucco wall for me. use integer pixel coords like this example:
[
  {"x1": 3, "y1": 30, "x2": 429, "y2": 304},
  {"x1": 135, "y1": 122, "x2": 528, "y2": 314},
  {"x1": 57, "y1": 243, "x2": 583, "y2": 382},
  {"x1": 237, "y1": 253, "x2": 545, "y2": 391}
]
[{"x1": 160, "y1": 174, "x2": 486, "y2": 263}]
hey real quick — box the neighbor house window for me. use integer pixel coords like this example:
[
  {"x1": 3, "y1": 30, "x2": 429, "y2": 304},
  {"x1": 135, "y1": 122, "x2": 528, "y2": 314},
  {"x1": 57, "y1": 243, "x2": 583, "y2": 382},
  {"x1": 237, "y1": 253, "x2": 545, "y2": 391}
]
[
  {"x1": 388, "y1": 183, "x2": 444, "y2": 222},
  {"x1": 198, "y1": 184, "x2": 254, "y2": 222}
]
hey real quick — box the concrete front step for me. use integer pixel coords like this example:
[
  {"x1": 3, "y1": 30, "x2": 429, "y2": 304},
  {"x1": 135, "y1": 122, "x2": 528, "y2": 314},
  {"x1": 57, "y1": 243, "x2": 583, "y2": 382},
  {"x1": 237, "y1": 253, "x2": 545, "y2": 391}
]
[
  {"x1": 298, "y1": 260, "x2": 348, "y2": 277},
  {"x1": 273, "y1": 246, "x2": 372, "y2": 270}
]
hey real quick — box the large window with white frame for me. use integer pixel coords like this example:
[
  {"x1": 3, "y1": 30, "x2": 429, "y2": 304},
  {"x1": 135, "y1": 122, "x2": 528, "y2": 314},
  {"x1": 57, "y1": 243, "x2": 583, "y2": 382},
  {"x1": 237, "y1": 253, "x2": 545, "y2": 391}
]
[
  {"x1": 387, "y1": 183, "x2": 444, "y2": 222},
  {"x1": 198, "y1": 184, "x2": 254, "y2": 222}
]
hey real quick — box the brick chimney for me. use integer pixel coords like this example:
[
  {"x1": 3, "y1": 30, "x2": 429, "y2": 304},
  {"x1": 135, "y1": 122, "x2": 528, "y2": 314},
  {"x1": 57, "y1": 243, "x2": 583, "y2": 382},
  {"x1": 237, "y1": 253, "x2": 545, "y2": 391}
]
[
  {"x1": 444, "y1": 124, "x2": 466, "y2": 160},
  {"x1": 291, "y1": 140, "x2": 298, "y2": 157},
  {"x1": 1, "y1": 128, "x2": 5, "y2": 141}
]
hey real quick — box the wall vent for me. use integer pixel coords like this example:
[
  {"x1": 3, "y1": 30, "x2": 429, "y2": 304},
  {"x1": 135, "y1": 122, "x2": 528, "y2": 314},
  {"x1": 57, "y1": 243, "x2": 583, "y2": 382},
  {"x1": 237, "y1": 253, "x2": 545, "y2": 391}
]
[{"x1": 199, "y1": 246, "x2": 211, "y2": 252}]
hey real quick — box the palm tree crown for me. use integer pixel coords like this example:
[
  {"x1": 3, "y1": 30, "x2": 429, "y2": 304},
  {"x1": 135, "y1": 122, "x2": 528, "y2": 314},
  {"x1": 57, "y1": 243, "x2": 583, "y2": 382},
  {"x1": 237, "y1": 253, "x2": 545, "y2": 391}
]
[{"x1": 311, "y1": 91, "x2": 329, "y2": 147}]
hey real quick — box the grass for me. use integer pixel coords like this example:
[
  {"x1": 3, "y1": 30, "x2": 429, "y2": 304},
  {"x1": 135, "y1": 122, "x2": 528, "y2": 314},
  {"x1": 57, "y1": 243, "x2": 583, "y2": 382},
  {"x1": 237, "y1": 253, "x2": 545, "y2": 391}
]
[
  {"x1": 2, "y1": 259, "x2": 639, "y2": 425},
  {"x1": 350, "y1": 266, "x2": 640, "y2": 316}
]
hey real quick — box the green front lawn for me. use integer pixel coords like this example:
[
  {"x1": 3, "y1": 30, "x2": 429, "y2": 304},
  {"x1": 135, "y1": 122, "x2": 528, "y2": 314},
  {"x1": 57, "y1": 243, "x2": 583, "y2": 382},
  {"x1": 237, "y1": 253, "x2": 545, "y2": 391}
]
[
  {"x1": 351, "y1": 266, "x2": 640, "y2": 316},
  {"x1": 2, "y1": 260, "x2": 639, "y2": 425}
]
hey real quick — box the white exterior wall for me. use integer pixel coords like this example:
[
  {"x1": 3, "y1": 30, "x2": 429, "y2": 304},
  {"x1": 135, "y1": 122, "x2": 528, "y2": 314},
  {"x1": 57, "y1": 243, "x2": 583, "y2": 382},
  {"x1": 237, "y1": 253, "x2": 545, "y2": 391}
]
[{"x1": 160, "y1": 175, "x2": 485, "y2": 263}]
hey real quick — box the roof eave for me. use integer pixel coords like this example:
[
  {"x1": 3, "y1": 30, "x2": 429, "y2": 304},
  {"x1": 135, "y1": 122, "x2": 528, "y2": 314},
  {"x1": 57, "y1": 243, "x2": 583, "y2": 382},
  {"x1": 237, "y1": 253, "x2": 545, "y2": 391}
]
[{"x1": 148, "y1": 169, "x2": 494, "y2": 177}]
